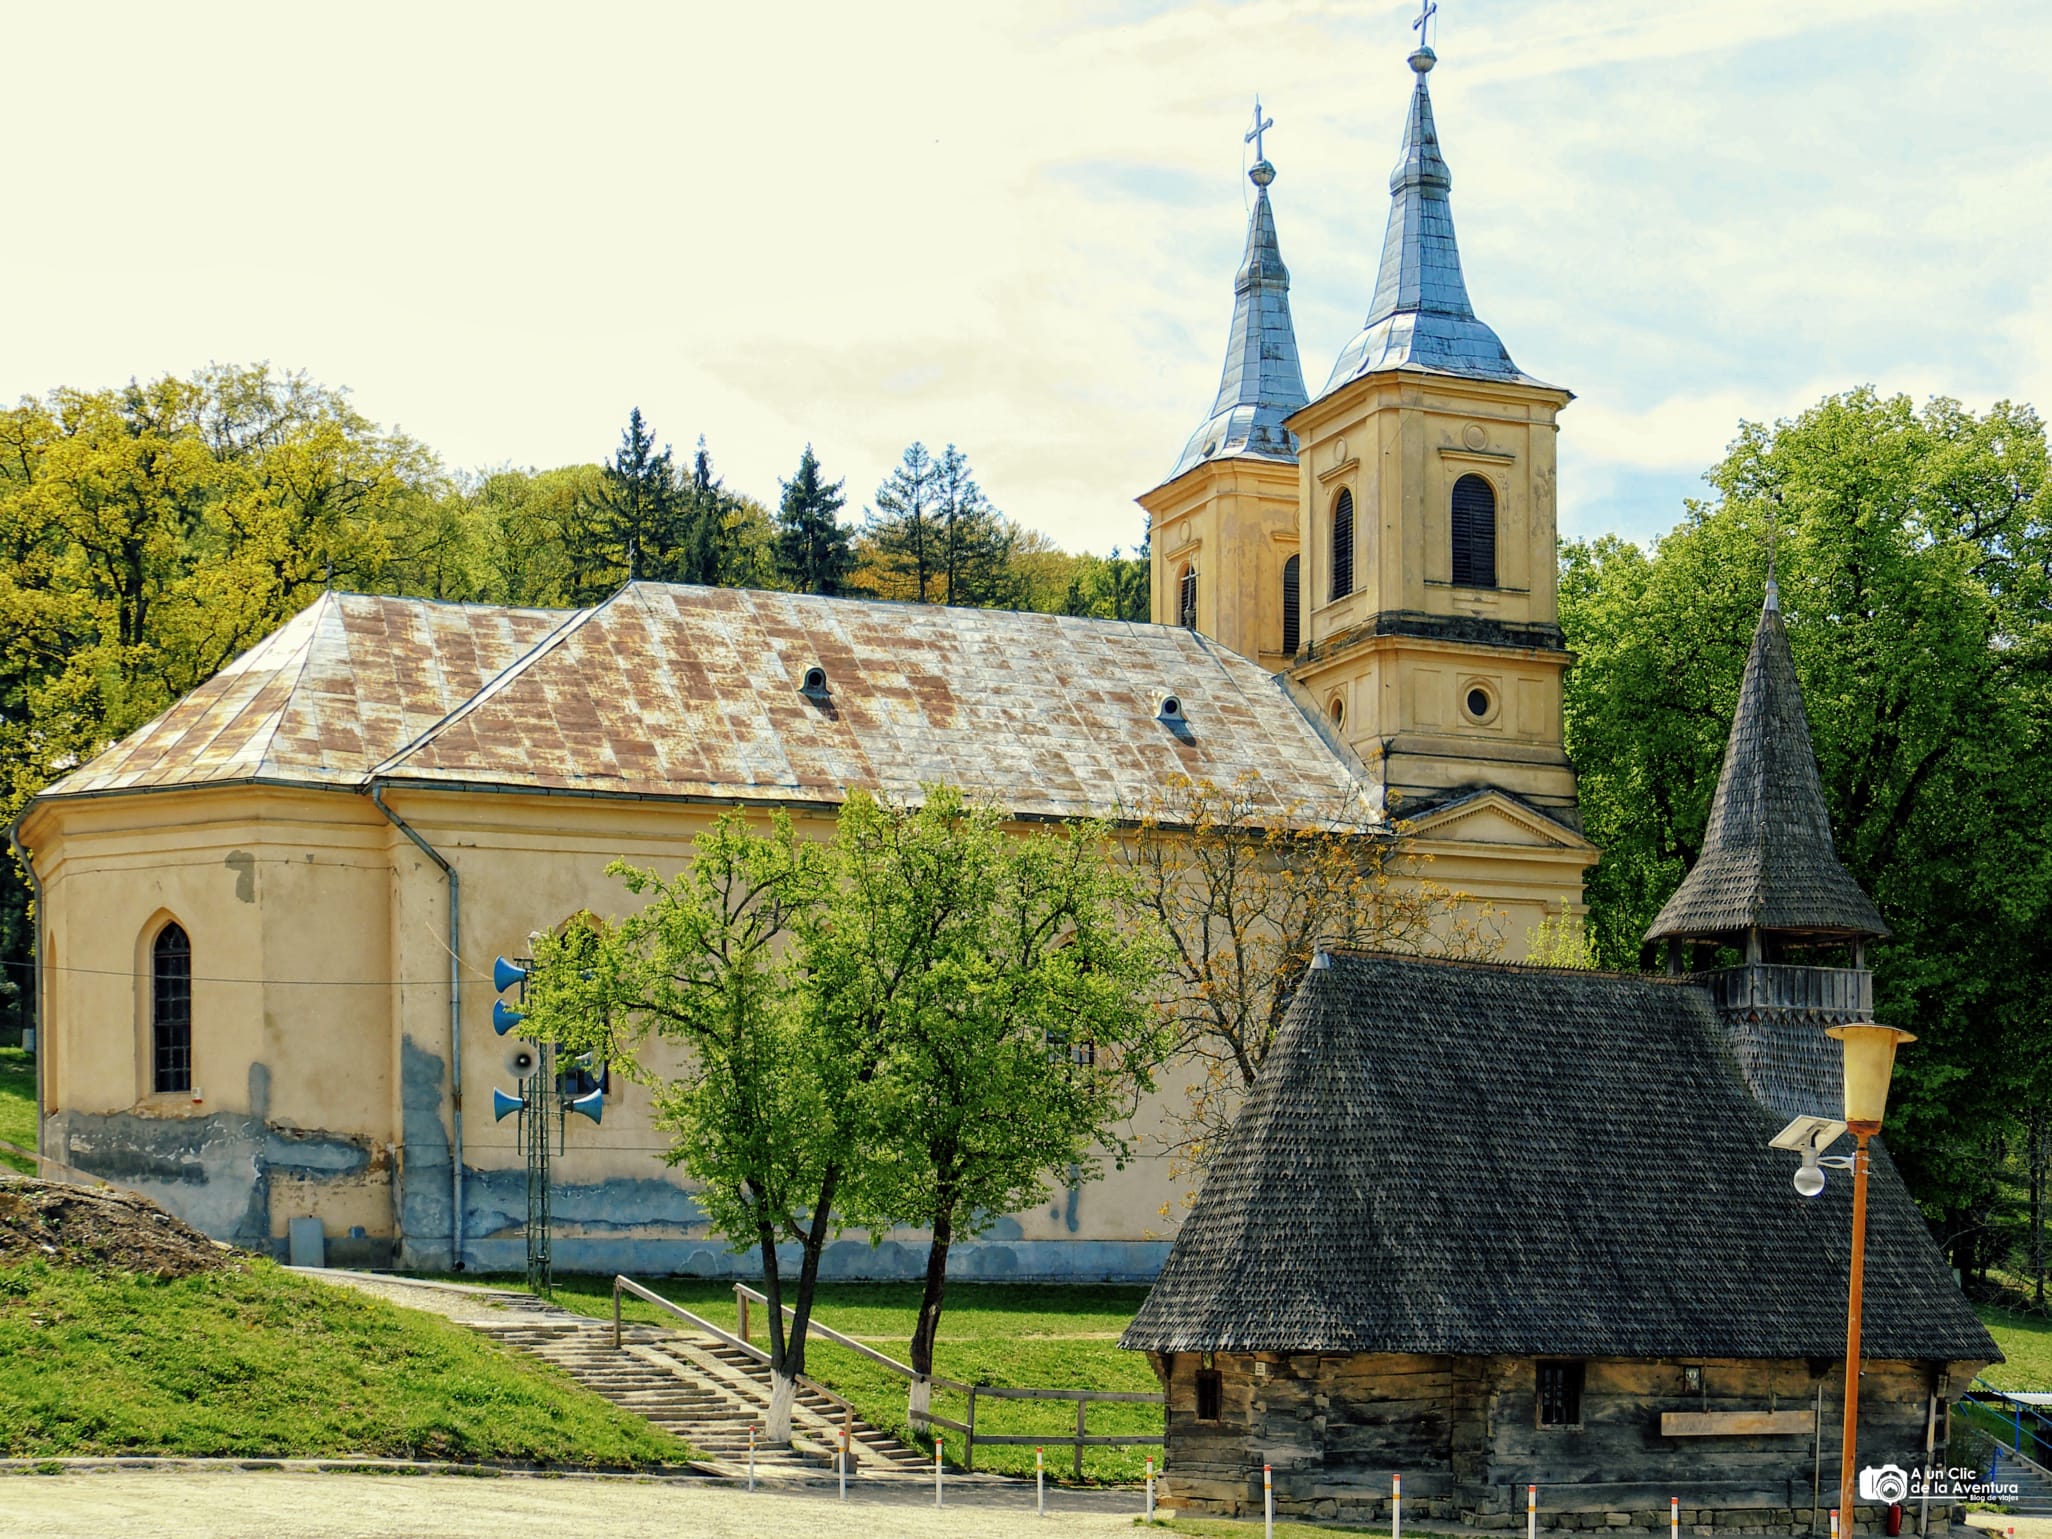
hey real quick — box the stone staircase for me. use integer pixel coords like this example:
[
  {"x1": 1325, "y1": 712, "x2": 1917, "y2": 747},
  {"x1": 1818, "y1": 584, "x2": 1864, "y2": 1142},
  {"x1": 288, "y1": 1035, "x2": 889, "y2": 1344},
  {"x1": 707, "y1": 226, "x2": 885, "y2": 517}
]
[{"x1": 304, "y1": 1273, "x2": 928, "y2": 1481}]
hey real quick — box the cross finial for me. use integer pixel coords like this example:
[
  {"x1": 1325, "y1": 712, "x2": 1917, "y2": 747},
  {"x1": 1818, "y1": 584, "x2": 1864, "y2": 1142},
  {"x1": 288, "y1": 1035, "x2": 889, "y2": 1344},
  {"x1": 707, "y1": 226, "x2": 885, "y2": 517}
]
[
  {"x1": 1413, "y1": 0, "x2": 1438, "y2": 49},
  {"x1": 1245, "y1": 96, "x2": 1273, "y2": 164}
]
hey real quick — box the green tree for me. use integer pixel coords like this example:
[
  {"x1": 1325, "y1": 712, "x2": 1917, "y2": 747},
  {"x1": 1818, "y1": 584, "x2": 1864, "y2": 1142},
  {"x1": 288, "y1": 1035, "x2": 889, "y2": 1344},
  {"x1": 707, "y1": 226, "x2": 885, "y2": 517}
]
[
  {"x1": 565, "y1": 408, "x2": 688, "y2": 601},
  {"x1": 1060, "y1": 544, "x2": 1150, "y2": 622},
  {"x1": 806, "y1": 788, "x2": 1163, "y2": 1414},
  {"x1": 931, "y1": 444, "x2": 1015, "y2": 607},
  {"x1": 1560, "y1": 388, "x2": 2052, "y2": 1278},
  {"x1": 774, "y1": 445, "x2": 853, "y2": 596},
  {"x1": 862, "y1": 442, "x2": 941, "y2": 602}
]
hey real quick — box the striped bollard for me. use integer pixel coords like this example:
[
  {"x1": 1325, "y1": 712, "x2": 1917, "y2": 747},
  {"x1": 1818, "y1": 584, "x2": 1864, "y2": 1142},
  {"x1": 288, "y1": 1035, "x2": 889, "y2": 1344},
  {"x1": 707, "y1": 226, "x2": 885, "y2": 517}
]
[
  {"x1": 1528, "y1": 1483, "x2": 1537, "y2": 1539},
  {"x1": 1832, "y1": 1508, "x2": 1841, "y2": 1539},
  {"x1": 747, "y1": 1424, "x2": 756, "y2": 1493},
  {"x1": 1264, "y1": 1463, "x2": 1274, "y2": 1539},
  {"x1": 1146, "y1": 1455, "x2": 1155, "y2": 1521},
  {"x1": 1670, "y1": 1496, "x2": 1679, "y2": 1539},
  {"x1": 935, "y1": 1434, "x2": 944, "y2": 1508},
  {"x1": 1394, "y1": 1471, "x2": 1403, "y2": 1539},
  {"x1": 1036, "y1": 1446, "x2": 1044, "y2": 1517},
  {"x1": 839, "y1": 1425, "x2": 848, "y2": 1501}
]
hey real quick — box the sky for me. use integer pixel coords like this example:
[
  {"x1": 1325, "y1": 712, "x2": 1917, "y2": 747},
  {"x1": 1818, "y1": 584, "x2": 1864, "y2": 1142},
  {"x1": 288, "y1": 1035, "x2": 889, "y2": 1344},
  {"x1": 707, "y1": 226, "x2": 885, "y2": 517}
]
[{"x1": 4, "y1": 0, "x2": 2048, "y2": 556}]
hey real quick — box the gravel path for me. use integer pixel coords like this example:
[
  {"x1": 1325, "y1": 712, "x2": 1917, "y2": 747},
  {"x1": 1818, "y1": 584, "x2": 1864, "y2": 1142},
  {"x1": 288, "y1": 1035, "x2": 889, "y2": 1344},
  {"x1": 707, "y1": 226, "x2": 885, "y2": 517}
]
[{"x1": 0, "y1": 1469, "x2": 1146, "y2": 1538}]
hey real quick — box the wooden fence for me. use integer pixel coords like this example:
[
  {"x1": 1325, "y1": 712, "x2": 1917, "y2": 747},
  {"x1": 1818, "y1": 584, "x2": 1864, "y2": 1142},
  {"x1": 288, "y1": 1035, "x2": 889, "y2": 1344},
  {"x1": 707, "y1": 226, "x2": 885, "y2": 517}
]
[{"x1": 732, "y1": 1281, "x2": 1163, "y2": 1477}]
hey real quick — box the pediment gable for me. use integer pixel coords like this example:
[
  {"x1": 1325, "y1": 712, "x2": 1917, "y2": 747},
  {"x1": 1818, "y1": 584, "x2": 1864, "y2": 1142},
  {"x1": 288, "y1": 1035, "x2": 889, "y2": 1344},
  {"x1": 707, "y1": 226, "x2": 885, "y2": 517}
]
[{"x1": 1404, "y1": 788, "x2": 1593, "y2": 852}]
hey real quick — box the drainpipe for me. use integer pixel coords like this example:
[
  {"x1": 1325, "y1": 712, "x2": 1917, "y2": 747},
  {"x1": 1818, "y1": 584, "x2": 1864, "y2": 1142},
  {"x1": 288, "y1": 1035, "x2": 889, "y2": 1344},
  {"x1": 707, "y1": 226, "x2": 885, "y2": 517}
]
[
  {"x1": 6, "y1": 822, "x2": 46, "y2": 1167},
  {"x1": 370, "y1": 785, "x2": 465, "y2": 1271}
]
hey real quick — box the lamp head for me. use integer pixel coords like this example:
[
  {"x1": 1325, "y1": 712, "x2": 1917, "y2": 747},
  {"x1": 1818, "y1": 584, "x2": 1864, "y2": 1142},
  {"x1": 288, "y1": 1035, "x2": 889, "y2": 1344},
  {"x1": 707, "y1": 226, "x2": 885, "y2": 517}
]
[{"x1": 1825, "y1": 1022, "x2": 1916, "y2": 1132}]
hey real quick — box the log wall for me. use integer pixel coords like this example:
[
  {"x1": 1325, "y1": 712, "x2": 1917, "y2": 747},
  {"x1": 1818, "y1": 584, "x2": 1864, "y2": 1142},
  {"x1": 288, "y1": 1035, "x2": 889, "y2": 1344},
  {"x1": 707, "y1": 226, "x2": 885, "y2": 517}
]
[{"x1": 1151, "y1": 1351, "x2": 1976, "y2": 1534}]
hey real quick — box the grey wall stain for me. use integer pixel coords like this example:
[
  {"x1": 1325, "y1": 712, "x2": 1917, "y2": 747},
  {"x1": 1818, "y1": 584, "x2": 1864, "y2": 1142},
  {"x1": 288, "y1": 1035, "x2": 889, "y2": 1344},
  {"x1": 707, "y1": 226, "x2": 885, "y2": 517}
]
[
  {"x1": 1064, "y1": 1163, "x2": 1082, "y2": 1234},
  {"x1": 247, "y1": 1061, "x2": 271, "y2": 1120},
  {"x1": 224, "y1": 851, "x2": 256, "y2": 903},
  {"x1": 398, "y1": 1036, "x2": 450, "y2": 1266}
]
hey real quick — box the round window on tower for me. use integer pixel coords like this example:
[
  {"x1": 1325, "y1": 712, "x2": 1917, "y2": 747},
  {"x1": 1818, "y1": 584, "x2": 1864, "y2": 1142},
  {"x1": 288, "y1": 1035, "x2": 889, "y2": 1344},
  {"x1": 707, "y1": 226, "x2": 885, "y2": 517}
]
[
  {"x1": 1461, "y1": 680, "x2": 1499, "y2": 725},
  {"x1": 1327, "y1": 695, "x2": 1346, "y2": 730}
]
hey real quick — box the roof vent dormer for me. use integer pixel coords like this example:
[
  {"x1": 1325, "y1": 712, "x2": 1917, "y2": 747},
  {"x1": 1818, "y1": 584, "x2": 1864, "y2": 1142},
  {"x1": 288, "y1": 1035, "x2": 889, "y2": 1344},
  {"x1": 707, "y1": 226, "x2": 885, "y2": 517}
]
[{"x1": 800, "y1": 665, "x2": 830, "y2": 701}]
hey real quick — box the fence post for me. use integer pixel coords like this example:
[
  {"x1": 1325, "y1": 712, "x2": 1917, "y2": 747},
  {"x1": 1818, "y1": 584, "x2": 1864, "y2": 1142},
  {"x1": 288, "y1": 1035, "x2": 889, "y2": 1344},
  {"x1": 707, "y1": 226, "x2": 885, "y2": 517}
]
[
  {"x1": 737, "y1": 1284, "x2": 749, "y2": 1344},
  {"x1": 611, "y1": 1279, "x2": 622, "y2": 1350},
  {"x1": 965, "y1": 1385, "x2": 977, "y2": 1473},
  {"x1": 1074, "y1": 1396, "x2": 1087, "y2": 1481}
]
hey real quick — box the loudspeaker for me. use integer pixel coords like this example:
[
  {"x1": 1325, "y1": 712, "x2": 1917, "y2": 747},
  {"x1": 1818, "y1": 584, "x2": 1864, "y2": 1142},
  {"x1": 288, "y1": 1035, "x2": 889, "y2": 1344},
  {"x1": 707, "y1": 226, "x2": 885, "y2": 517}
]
[
  {"x1": 492, "y1": 1087, "x2": 525, "y2": 1122},
  {"x1": 503, "y1": 1045, "x2": 538, "y2": 1079},
  {"x1": 491, "y1": 999, "x2": 525, "y2": 1036},
  {"x1": 566, "y1": 1088, "x2": 604, "y2": 1125},
  {"x1": 493, "y1": 956, "x2": 528, "y2": 992}
]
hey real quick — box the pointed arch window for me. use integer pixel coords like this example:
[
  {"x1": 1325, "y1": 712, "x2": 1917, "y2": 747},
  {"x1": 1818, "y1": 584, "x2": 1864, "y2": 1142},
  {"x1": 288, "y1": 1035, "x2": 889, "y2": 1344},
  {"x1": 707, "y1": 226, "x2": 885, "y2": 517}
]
[
  {"x1": 1330, "y1": 489, "x2": 1355, "y2": 600},
  {"x1": 1281, "y1": 554, "x2": 1301, "y2": 655},
  {"x1": 1177, "y1": 563, "x2": 1198, "y2": 629},
  {"x1": 152, "y1": 923, "x2": 192, "y2": 1094},
  {"x1": 1451, "y1": 474, "x2": 1497, "y2": 589}
]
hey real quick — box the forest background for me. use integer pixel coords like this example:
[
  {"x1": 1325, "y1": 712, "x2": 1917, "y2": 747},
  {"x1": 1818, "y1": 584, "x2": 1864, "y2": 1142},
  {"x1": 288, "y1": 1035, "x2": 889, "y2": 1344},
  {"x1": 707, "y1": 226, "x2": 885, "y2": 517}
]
[{"x1": 1, "y1": 365, "x2": 2045, "y2": 1305}]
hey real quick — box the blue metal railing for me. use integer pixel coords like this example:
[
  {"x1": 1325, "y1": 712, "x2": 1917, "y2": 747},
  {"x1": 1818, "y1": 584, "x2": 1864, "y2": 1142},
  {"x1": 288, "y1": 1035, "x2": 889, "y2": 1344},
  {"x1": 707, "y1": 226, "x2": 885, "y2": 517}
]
[{"x1": 1959, "y1": 1379, "x2": 2052, "y2": 1472}]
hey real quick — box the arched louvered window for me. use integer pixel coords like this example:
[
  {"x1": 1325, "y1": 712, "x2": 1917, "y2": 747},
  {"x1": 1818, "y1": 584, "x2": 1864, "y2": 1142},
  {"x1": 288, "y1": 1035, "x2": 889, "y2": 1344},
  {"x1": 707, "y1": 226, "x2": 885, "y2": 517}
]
[
  {"x1": 1281, "y1": 554, "x2": 1301, "y2": 655},
  {"x1": 1330, "y1": 489, "x2": 1355, "y2": 600},
  {"x1": 152, "y1": 923, "x2": 192, "y2": 1094},
  {"x1": 1451, "y1": 474, "x2": 1497, "y2": 589},
  {"x1": 1177, "y1": 563, "x2": 1198, "y2": 629}
]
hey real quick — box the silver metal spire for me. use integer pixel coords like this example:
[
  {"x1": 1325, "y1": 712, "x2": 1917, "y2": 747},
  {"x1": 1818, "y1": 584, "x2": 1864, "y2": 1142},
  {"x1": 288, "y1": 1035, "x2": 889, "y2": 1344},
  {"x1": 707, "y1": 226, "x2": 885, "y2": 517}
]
[
  {"x1": 1317, "y1": 35, "x2": 1547, "y2": 398},
  {"x1": 1163, "y1": 101, "x2": 1310, "y2": 483}
]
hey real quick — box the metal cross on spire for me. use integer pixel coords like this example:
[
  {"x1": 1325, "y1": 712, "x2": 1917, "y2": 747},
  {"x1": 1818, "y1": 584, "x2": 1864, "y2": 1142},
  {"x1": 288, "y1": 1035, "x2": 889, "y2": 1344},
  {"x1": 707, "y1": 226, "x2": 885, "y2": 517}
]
[
  {"x1": 1413, "y1": 0, "x2": 1438, "y2": 49},
  {"x1": 1245, "y1": 96, "x2": 1273, "y2": 163}
]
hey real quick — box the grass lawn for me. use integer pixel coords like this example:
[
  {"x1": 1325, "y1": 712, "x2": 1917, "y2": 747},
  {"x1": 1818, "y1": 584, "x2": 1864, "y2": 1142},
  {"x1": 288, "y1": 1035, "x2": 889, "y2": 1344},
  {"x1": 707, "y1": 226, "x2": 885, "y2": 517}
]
[
  {"x1": 0, "y1": 1256, "x2": 693, "y2": 1466},
  {"x1": 1977, "y1": 1304, "x2": 2052, "y2": 1389},
  {"x1": 0, "y1": 1049, "x2": 34, "y2": 1174},
  {"x1": 533, "y1": 1275, "x2": 1162, "y2": 1483}
]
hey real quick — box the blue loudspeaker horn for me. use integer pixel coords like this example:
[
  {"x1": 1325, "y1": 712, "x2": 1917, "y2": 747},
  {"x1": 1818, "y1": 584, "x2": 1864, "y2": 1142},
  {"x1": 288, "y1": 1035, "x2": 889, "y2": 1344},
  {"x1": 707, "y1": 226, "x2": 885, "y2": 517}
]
[
  {"x1": 566, "y1": 1088, "x2": 604, "y2": 1125},
  {"x1": 492, "y1": 999, "x2": 525, "y2": 1035},
  {"x1": 492, "y1": 1087, "x2": 526, "y2": 1122},
  {"x1": 493, "y1": 956, "x2": 528, "y2": 992}
]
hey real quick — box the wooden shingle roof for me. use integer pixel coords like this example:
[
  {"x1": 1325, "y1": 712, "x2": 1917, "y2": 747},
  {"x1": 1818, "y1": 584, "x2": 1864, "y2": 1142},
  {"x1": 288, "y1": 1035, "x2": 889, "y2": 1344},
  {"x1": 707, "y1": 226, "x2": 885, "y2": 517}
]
[
  {"x1": 1646, "y1": 589, "x2": 1887, "y2": 944},
  {"x1": 1121, "y1": 950, "x2": 1994, "y2": 1362}
]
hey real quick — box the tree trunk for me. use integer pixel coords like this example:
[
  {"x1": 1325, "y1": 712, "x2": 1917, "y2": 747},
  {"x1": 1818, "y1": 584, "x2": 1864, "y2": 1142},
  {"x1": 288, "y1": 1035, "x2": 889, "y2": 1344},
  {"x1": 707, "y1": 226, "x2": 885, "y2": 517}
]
[
  {"x1": 766, "y1": 1371, "x2": 797, "y2": 1444},
  {"x1": 909, "y1": 1195, "x2": 955, "y2": 1391}
]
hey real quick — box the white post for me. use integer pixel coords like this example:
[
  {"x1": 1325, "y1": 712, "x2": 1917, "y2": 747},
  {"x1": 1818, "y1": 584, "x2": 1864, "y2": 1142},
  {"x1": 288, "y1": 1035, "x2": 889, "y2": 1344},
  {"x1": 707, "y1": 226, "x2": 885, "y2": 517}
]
[
  {"x1": 935, "y1": 1434, "x2": 944, "y2": 1508},
  {"x1": 839, "y1": 1425, "x2": 848, "y2": 1501},
  {"x1": 1147, "y1": 1455, "x2": 1155, "y2": 1521},
  {"x1": 1671, "y1": 1497, "x2": 1679, "y2": 1539},
  {"x1": 748, "y1": 1424, "x2": 756, "y2": 1493},
  {"x1": 1394, "y1": 1471, "x2": 1403, "y2": 1539},
  {"x1": 1529, "y1": 1483, "x2": 1537, "y2": 1539},
  {"x1": 1264, "y1": 1463, "x2": 1274, "y2": 1539},
  {"x1": 1037, "y1": 1446, "x2": 1045, "y2": 1518},
  {"x1": 1832, "y1": 1509, "x2": 1841, "y2": 1539}
]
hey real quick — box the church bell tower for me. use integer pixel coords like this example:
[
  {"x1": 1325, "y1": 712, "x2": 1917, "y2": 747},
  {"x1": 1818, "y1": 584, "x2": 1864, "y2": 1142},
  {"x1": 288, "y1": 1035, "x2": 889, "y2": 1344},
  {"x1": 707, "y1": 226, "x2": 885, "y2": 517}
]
[{"x1": 1285, "y1": 38, "x2": 1579, "y2": 828}]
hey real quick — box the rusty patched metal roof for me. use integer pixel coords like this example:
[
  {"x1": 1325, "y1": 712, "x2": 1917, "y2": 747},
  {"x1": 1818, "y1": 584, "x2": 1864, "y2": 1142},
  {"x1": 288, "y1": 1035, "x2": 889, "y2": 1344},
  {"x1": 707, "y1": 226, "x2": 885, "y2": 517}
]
[
  {"x1": 44, "y1": 584, "x2": 1377, "y2": 826},
  {"x1": 40, "y1": 593, "x2": 570, "y2": 798},
  {"x1": 375, "y1": 584, "x2": 1375, "y2": 825}
]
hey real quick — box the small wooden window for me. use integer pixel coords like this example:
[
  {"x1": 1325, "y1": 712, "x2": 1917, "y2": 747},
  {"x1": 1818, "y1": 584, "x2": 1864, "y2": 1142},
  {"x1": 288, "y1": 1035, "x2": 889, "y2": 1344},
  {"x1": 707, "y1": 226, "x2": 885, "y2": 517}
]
[
  {"x1": 1330, "y1": 490, "x2": 1355, "y2": 600},
  {"x1": 1195, "y1": 1367, "x2": 1223, "y2": 1422},
  {"x1": 1281, "y1": 554, "x2": 1301, "y2": 655},
  {"x1": 1451, "y1": 474, "x2": 1497, "y2": 588},
  {"x1": 1178, "y1": 564, "x2": 1198, "y2": 629},
  {"x1": 1537, "y1": 1360, "x2": 1584, "y2": 1426},
  {"x1": 152, "y1": 923, "x2": 192, "y2": 1094}
]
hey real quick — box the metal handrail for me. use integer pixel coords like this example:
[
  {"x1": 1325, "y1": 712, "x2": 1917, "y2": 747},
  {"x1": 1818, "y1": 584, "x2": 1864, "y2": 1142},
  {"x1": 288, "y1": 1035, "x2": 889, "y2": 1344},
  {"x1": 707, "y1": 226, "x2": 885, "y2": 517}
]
[
  {"x1": 729, "y1": 1280, "x2": 1163, "y2": 1477},
  {"x1": 1962, "y1": 1378, "x2": 2052, "y2": 1463}
]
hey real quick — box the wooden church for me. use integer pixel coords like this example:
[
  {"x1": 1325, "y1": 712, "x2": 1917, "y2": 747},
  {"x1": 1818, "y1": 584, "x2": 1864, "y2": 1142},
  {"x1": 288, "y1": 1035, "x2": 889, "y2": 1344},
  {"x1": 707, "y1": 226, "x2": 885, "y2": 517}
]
[{"x1": 1121, "y1": 582, "x2": 1999, "y2": 1530}]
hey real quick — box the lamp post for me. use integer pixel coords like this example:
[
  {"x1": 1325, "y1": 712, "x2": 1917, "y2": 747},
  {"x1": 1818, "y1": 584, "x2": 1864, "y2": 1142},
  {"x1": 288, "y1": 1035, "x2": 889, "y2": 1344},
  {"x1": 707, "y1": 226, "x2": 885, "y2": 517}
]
[{"x1": 1823, "y1": 1022, "x2": 1916, "y2": 1535}]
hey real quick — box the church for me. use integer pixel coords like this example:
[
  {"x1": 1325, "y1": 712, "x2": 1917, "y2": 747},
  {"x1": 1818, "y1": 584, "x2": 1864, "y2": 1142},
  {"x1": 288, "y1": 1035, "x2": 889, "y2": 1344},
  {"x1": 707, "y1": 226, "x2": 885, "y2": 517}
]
[{"x1": 12, "y1": 30, "x2": 1806, "y2": 1287}]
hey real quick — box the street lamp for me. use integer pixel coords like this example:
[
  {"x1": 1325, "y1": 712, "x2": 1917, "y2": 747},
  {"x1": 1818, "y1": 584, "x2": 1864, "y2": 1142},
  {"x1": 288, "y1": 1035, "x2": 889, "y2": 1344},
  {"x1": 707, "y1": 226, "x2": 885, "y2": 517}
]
[{"x1": 1823, "y1": 1021, "x2": 1917, "y2": 1535}]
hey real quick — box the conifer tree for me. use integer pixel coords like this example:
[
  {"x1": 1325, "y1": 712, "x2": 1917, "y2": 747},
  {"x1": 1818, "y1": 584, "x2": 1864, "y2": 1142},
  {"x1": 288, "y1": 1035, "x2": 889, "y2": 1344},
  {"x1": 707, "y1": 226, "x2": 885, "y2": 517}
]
[
  {"x1": 774, "y1": 445, "x2": 853, "y2": 596},
  {"x1": 567, "y1": 408, "x2": 689, "y2": 601},
  {"x1": 932, "y1": 443, "x2": 1016, "y2": 607},
  {"x1": 677, "y1": 436, "x2": 730, "y2": 587},
  {"x1": 864, "y1": 442, "x2": 940, "y2": 602}
]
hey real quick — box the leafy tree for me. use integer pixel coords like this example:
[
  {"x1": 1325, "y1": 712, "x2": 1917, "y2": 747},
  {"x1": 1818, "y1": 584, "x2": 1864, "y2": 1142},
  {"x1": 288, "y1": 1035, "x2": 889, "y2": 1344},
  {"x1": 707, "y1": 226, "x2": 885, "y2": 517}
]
[
  {"x1": 1122, "y1": 772, "x2": 1500, "y2": 1175},
  {"x1": 1060, "y1": 544, "x2": 1150, "y2": 622},
  {"x1": 1560, "y1": 388, "x2": 2052, "y2": 1279},
  {"x1": 520, "y1": 810, "x2": 863, "y2": 1442},
  {"x1": 862, "y1": 442, "x2": 941, "y2": 602},
  {"x1": 806, "y1": 788, "x2": 1163, "y2": 1414},
  {"x1": 774, "y1": 445, "x2": 853, "y2": 596}
]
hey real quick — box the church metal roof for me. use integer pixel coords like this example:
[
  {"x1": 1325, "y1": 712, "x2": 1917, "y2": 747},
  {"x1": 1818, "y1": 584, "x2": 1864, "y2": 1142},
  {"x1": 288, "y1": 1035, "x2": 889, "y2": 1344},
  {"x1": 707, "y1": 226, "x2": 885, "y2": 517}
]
[
  {"x1": 1645, "y1": 581, "x2": 1889, "y2": 944},
  {"x1": 1162, "y1": 155, "x2": 1309, "y2": 485},
  {"x1": 1122, "y1": 950, "x2": 1994, "y2": 1361},
  {"x1": 1318, "y1": 47, "x2": 1550, "y2": 400},
  {"x1": 38, "y1": 585, "x2": 1381, "y2": 833}
]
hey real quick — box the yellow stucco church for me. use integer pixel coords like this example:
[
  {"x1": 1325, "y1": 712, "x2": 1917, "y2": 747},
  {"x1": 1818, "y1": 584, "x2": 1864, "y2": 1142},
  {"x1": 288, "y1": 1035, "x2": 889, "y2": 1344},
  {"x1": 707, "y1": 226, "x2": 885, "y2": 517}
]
[{"x1": 11, "y1": 41, "x2": 1595, "y2": 1276}]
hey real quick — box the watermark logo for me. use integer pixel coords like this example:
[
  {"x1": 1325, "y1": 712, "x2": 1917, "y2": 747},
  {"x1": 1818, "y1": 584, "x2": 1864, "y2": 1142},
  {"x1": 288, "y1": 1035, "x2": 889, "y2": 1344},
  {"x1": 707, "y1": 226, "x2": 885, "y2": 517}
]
[
  {"x1": 1858, "y1": 1466, "x2": 1909, "y2": 1503},
  {"x1": 1859, "y1": 1464, "x2": 2020, "y2": 1503}
]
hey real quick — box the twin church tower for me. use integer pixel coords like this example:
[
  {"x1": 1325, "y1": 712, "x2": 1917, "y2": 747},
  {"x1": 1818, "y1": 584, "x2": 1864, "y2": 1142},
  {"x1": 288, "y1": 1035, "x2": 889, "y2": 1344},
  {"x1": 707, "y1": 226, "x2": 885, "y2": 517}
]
[{"x1": 1141, "y1": 39, "x2": 1583, "y2": 854}]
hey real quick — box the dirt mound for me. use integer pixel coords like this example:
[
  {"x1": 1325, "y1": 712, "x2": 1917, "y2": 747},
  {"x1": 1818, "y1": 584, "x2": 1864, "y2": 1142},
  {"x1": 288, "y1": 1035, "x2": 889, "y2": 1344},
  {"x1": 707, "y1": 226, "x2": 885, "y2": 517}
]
[{"x1": 0, "y1": 1174, "x2": 242, "y2": 1278}]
